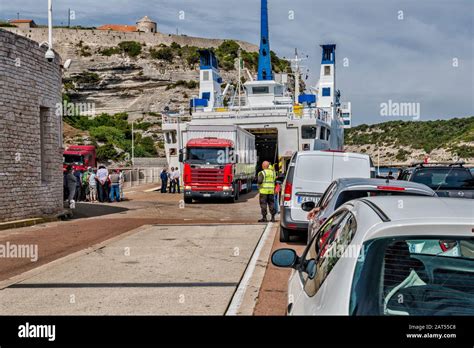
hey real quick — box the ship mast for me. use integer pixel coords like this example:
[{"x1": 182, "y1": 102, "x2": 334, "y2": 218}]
[
  {"x1": 289, "y1": 48, "x2": 306, "y2": 102},
  {"x1": 257, "y1": 0, "x2": 273, "y2": 81}
]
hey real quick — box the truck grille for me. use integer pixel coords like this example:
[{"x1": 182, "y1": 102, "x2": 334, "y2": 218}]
[{"x1": 191, "y1": 167, "x2": 225, "y2": 183}]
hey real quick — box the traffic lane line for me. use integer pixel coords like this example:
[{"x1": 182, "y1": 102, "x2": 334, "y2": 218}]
[
  {"x1": 225, "y1": 222, "x2": 274, "y2": 315},
  {"x1": 253, "y1": 227, "x2": 306, "y2": 315}
]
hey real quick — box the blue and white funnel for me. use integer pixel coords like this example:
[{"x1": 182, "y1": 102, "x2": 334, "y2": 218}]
[{"x1": 257, "y1": 0, "x2": 273, "y2": 81}]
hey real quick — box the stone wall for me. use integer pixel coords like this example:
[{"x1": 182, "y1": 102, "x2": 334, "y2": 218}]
[
  {"x1": 0, "y1": 29, "x2": 63, "y2": 222},
  {"x1": 3, "y1": 28, "x2": 258, "y2": 60}
]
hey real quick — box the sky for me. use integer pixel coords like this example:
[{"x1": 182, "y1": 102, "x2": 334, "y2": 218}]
[{"x1": 1, "y1": 0, "x2": 473, "y2": 125}]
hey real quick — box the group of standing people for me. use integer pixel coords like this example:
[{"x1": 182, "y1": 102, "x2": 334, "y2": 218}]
[
  {"x1": 64, "y1": 165, "x2": 124, "y2": 209},
  {"x1": 160, "y1": 167, "x2": 181, "y2": 194}
]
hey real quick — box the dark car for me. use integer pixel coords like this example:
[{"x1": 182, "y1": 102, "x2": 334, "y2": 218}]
[
  {"x1": 398, "y1": 162, "x2": 474, "y2": 199},
  {"x1": 303, "y1": 177, "x2": 436, "y2": 243}
]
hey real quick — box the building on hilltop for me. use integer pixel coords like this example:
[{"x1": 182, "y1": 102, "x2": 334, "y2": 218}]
[
  {"x1": 97, "y1": 16, "x2": 157, "y2": 33},
  {"x1": 97, "y1": 24, "x2": 137, "y2": 32},
  {"x1": 9, "y1": 19, "x2": 37, "y2": 29},
  {"x1": 136, "y1": 16, "x2": 157, "y2": 33}
]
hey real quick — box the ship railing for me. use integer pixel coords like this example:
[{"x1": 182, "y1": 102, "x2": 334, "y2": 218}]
[
  {"x1": 162, "y1": 113, "x2": 192, "y2": 124},
  {"x1": 167, "y1": 105, "x2": 333, "y2": 124}
]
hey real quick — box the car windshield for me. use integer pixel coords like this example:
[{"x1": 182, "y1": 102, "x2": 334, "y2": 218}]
[
  {"x1": 350, "y1": 236, "x2": 474, "y2": 316},
  {"x1": 186, "y1": 147, "x2": 227, "y2": 165},
  {"x1": 64, "y1": 154, "x2": 84, "y2": 165},
  {"x1": 412, "y1": 168, "x2": 474, "y2": 190}
]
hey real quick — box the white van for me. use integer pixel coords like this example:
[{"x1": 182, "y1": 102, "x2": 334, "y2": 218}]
[{"x1": 279, "y1": 151, "x2": 374, "y2": 242}]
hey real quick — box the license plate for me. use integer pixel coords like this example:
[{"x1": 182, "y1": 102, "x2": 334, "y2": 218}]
[
  {"x1": 203, "y1": 194, "x2": 211, "y2": 197},
  {"x1": 297, "y1": 195, "x2": 319, "y2": 204}
]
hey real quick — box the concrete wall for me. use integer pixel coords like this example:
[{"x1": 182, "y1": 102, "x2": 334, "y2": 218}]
[{"x1": 0, "y1": 29, "x2": 63, "y2": 222}]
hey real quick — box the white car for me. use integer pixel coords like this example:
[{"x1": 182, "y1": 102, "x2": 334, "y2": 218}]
[
  {"x1": 280, "y1": 151, "x2": 374, "y2": 242},
  {"x1": 272, "y1": 196, "x2": 474, "y2": 315}
]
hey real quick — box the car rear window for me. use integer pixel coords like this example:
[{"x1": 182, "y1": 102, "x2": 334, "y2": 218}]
[
  {"x1": 295, "y1": 155, "x2": 332, "y2": 182},
  {"x1": 412, "y1": 168, "x2": 474, "y2": 190},
  {"x1": 350, "y1": 237, "x2": 474, "y2": 316},
  {"x1": 334, "y1": 189, "x2": 432, "y2": 210}
]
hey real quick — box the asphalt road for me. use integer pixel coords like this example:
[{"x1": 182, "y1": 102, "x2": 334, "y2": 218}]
[
  {"x1": 0, "y1": 224, "x2": 265, "y2": 315},
  {"x1": 0, "y1": 184, "x2": 301, "y2": 315}
]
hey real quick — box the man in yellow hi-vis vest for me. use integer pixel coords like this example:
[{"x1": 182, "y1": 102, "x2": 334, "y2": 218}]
[{"x1": 257, "y1": 161, "x2": 276, "y2": 222}]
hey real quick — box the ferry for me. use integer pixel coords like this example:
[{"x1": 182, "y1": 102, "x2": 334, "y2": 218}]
[{"x1": 163, "y1": 0, "x2": 352, "y2": 174}]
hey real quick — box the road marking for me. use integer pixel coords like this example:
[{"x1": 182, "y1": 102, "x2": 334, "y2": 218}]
[{"x1": 225, "y1": 222, "x2": 273, "y2": 316}]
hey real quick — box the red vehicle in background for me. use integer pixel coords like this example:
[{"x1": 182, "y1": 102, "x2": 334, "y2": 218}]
[
  {"x1": 180, "y1": 125, "x2": 256, "y2": 203},
  {"x1": 63, "y1": 145, "x2": 97, "y2": 172}
]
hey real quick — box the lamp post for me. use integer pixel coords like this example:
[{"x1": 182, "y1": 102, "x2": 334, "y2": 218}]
[{"x1": 131, "y1": 120, "x2": 135, "y2": 168}]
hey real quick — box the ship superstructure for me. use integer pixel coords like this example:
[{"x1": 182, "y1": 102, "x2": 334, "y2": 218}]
[{"x1": 162, "y1": 0, "x2": 352, "y2": 173}]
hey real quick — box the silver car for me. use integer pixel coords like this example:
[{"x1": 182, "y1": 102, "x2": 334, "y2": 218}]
[
  {"x1": 303, "y1": 178, "x2": 436, "y2": 243},
  {"x1": 272, "y1": 196, "x2": 474, "y2": 315}
]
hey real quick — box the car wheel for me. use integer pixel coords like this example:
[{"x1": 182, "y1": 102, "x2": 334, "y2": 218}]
[
  {"x1": 184, "y1": 197, "x2": 192, "y2": 204},
  {"x1": 280, "y1": 226, "x2": 291, "y2": 242}
]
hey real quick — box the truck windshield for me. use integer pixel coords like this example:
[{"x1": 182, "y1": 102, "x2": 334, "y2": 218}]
[
  {"x1": 186, "y1": 148, "x2": 228, "y2": 165},
  {"x1": 412, "y1": 168, "x2": 474, "y2": 190},
  {"x1": 64, "y1": 154, "x2": 84, "y2": 165}
]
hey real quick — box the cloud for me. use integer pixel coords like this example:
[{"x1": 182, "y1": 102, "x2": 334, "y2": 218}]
[{"x1": 2, "y1": 0, "x2": 472, "y2": 125}]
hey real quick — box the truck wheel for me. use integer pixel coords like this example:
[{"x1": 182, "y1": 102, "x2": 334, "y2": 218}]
[
  {"x1": 280, "y1": 226, "x2": 291, "y2": 242},
  {"x1": 184, "y1": 197, "x2": 193, "y2": 204}
]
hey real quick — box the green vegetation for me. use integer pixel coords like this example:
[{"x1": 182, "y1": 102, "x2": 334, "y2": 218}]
[
  {"x1": 214, "y1": 40, "x2": 240, "y2": 71},
  {"x1": 100, "y1": 46, "x2": 121, "y2": 56},
  {"x1": 345, "y1": 117, "x2": 474, "y2": 158},
  {"x1": 70, "y1": 71, "x2": 101, "y2": 85},
  {"x1": 395, "y1": 149, "x2": 410, "y2": 161},
  {"x1": 64, "y1": 113, "x2": 159, "y2": 161},
  {"x1": 96, "y1": 144, "x2": 118, "y2": 162},
  {"x1": 150, "y1": 43, "x2": 200, "y2": 66},
  {"x1": 150, "y1": 46, "x2": 175, "y2": 62},
  {"x1": 0, "y1": 21, "x2": 15, "y2": 27},
  {"x1": 118, "y1": 41, "x2": 142, "y2": 57},
  {"x1": 99, "y1": 41, "x2": 142, "y2": 57},
  {"x1": 166, "y1": 80, "x2": 198, "y2": 90}
]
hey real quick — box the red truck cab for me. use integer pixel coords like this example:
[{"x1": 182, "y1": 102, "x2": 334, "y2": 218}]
[
  {"x1": 181, "y1": 138, "x2": 254, "y2": 203},
  {"x1": 63, "y1": 145, "x2": 96, "y2": 172}
]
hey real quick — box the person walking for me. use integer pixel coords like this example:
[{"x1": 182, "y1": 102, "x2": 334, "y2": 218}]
[
  {"x1": 160, "y1": 168, "x2": 168, "y2": 193},
  {"x1": 73, "y1": 169, "x2": 82, "y2": 202},
  {"x1": 173, "y1": 167, "x2": 181, "y2": 194},
  {"x1": 119, "y1": 170, "x2": 125, "y2": 200},
  {"x1": 65, "y1": 166, "x2": 77, "y2": 209},
  {"x1": 88, "y1": 168, "x2": 98, "y2": 203},
  {"x1": 169, "y1": 167, "x2": 176, "y2": 193},
  {"x1": 109, "y1": 169, "x2": 121, "y2": 202},
  {"x1": 257, "y1": 161, "x2": 276, "y2": 222},
  {"x1": 82, "y1": 167, "x2": 91, "y2": 201},
  {"x1": 96, "y1": 165, "x2": 109, "y2": 202}
]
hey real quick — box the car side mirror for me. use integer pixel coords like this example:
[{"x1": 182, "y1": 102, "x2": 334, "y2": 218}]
[
  {"x1": 178, "y1": 149, "x2": 184, "y2": 163},
  {"x1": 271, "y1": 248, "x2": 298, "y2": 268},
  {"x1": 301, "y1": 201, "x2": 316, "y2": 212}
]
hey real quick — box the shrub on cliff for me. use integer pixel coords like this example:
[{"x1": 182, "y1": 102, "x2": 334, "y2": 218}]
[
  {"x1": 96, "y1": 144, "x2": 119, "y2": 162},
  {"x1": 71, "y1": 71, "x2": 101, "y2": 85},
  {"x1": 150, "y1": 46, "x2": 174, "y2": 62},
  {"x1": 118, "y1": 41, "x2": 142, "y2": 57},
  {"x1": 100, "y1": 47, "x2": 121, "y2": 56}
]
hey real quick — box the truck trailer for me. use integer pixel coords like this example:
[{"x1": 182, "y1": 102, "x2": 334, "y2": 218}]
[{"x1": 180, "y1": 125, "x2": 256, "y2": 203}]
